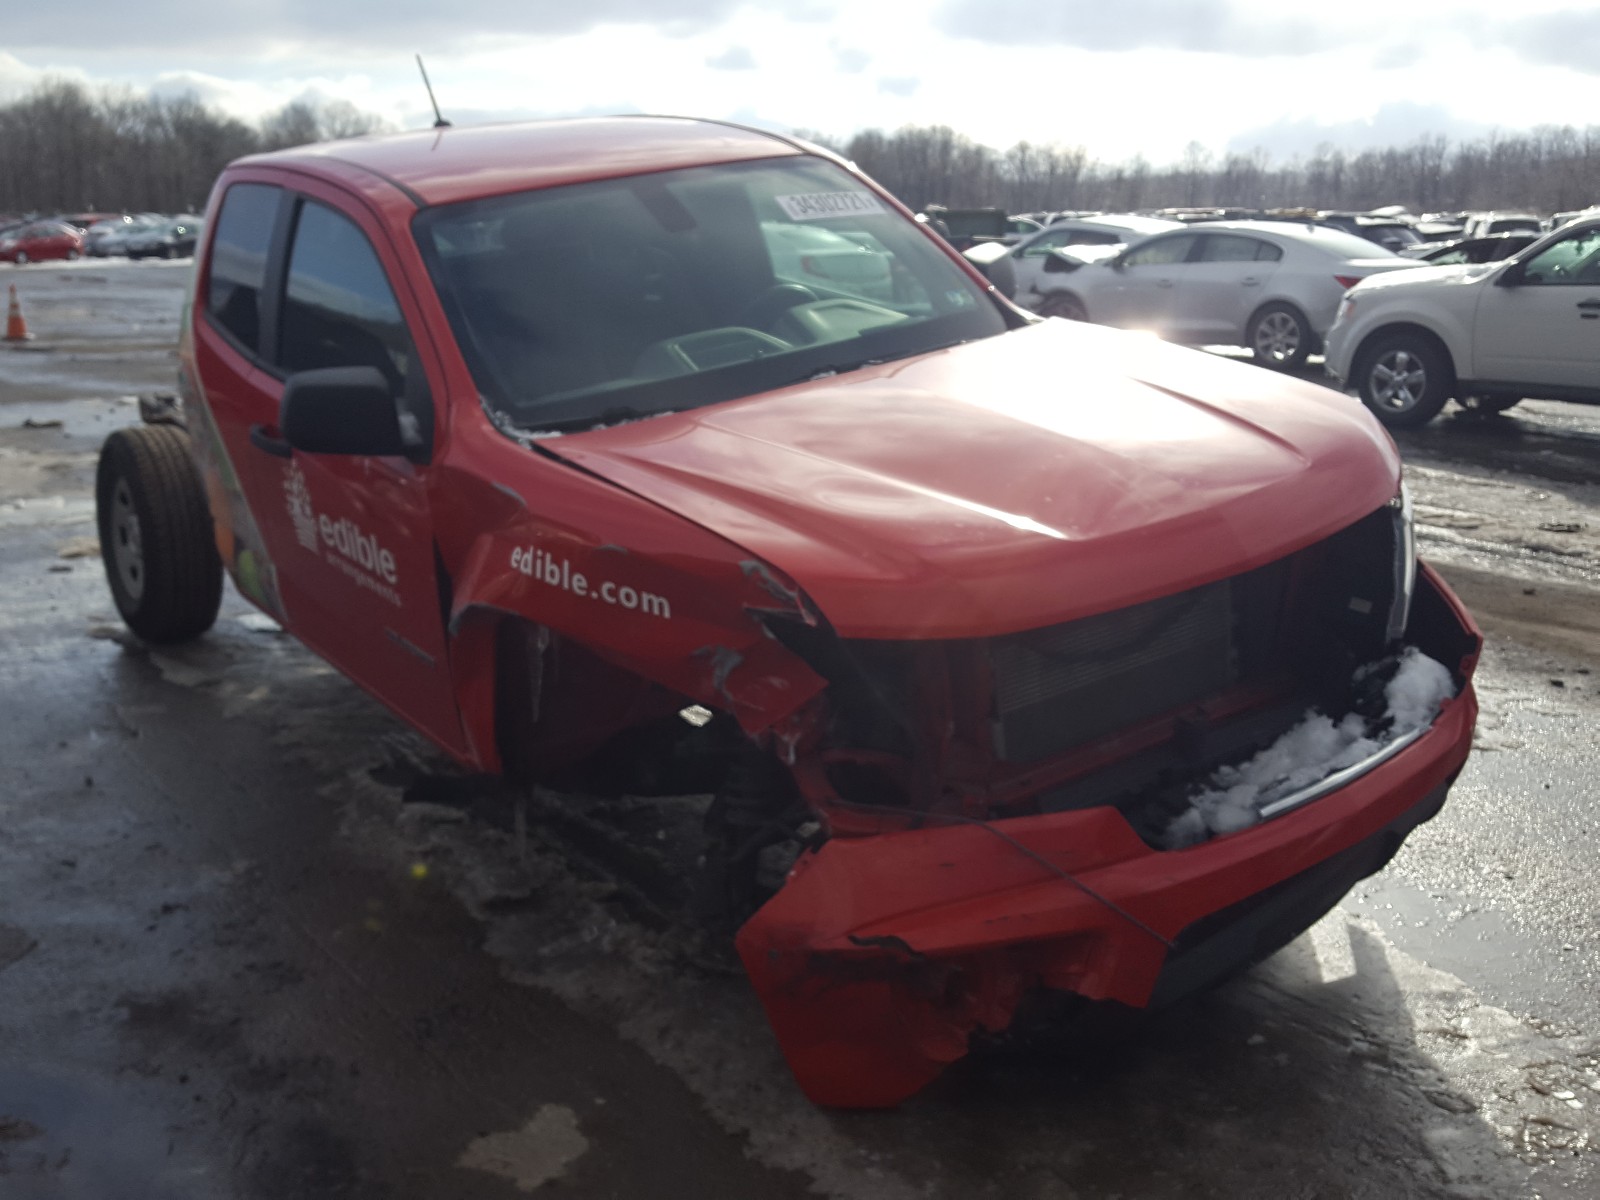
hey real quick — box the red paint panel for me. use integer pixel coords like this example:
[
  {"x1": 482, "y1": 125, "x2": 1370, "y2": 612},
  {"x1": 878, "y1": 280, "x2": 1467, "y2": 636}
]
[
  {"x1": 240, "y1": 118, "x2": 802, "y2": 207},
  {"x1": 739, "y1": 682, "x2": 1476, "y2": 1108},
  {"x1": 551, "y1": 320, "x2": 1402, "y2": 638}
]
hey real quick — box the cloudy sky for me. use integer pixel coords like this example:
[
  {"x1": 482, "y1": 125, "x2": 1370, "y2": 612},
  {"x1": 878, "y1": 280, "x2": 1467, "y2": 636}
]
[{"x1": 3, "y1": 0, "x2": 1596, "y2": 163}]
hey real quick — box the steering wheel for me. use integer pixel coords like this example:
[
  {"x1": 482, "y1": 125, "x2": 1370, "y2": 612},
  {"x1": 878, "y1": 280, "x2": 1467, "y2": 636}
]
[{"x1": 739, "y1": 283, "x2": 818, "y2": 331}]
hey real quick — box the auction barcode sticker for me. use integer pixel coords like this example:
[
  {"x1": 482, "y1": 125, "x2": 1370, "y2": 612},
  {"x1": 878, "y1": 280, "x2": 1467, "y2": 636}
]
[{"x1": 775, "y1": 192, "x2": 886, "y2": 221}]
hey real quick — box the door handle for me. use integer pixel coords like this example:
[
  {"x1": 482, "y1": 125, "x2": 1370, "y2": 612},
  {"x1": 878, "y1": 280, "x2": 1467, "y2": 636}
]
[
  {"x1": 1157, "y1": 279, "x2": 1174, "y2": 288},
  {"x1": 249, "y1": 423, "x2": 293, "y2": 459},
  {"x1": 1241, "y1": 277, "x2": 1260, "y2": 286},
  {"x1": 1577, "y1": 298, "x2": 1600, "y2": 309}
]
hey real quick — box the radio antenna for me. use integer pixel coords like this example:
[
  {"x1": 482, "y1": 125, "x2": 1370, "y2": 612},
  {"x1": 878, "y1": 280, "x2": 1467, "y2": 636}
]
[{"x1": 415, "y1": 55, "x2": 451, "y2": 128}]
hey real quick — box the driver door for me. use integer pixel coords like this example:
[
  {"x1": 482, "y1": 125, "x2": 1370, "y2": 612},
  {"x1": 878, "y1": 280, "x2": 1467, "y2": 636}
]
[
  {"x1": 201, "y1": 179, "x2": 466, "y2": 755},
  {"x1": 1092, "y1": 233, "x2": 1198, "y2": 333},
  {"x1": 1473, "y1": 225, "x2": 1600, "y2": 390}
]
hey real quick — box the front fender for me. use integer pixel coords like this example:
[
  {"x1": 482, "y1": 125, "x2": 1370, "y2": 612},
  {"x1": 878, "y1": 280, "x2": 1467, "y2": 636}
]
[{"x1": 432, "y1": 425, "x2": 827, "y2": 773}]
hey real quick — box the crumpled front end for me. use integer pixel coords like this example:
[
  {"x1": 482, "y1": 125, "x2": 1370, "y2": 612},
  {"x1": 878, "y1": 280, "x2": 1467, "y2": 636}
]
[{"x1": 738, "y1": 546, "x2": 1480, "y2": 1108}]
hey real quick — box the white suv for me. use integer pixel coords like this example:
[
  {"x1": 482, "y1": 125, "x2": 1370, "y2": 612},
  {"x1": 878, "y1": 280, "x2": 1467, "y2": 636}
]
[{"x1": 1325, "y1": 216, "x2": 1600, "y2": 427}]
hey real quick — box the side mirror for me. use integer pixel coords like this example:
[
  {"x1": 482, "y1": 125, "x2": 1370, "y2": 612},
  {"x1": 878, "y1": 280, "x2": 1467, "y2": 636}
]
[
  {"x1": 280, "y1": 366, "x2": 405, "y2": 456},
  {"x1": 1497, "y1": 261, "x2": 1526, "y2": 288},
  {"x1": 960, "y1": 240, "x2": 1017, "y2": 299}
]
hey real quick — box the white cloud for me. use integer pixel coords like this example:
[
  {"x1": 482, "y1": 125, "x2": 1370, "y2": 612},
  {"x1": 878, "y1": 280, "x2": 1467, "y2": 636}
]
[
  {"x1": 705, "y1": 45, "x2": 758, "y2": 70},
  {"x1": 2, "y1": 1, "x2": 1597, "y2": 170}
]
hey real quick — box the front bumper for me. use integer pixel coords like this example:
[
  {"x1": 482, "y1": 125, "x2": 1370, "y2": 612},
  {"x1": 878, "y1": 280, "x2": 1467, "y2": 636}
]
[{"x1": 737, "y1": 567, "x2": 1479, "y2": 1108}]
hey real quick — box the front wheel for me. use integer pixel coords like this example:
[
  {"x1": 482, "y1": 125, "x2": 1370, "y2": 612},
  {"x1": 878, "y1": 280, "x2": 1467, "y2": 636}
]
[
  {"x1": 96, "y1": 425, "x2": 223, "y2": 644},
  {"x1": 1248, "y1": 303, "x2": 1312, "y2": 369},
  {"x1": 1038, "y1": 292, "x2": 1087, "y2": 321},
  {"x1": 15, "y1": 250, "x2": 28, "y2": 265},
  {"x1": 1355, "y1": 334, "x2": 1454, "y2": 429}
]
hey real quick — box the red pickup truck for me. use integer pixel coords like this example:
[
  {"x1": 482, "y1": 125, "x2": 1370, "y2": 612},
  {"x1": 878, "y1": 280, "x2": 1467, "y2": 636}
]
[{"x1": 95, "y1": 117, "x2": 1479, "y2": 1108}]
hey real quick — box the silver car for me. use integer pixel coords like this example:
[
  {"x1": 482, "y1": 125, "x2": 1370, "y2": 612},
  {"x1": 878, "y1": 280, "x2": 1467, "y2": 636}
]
[
  {"x1": 1031, "y1": 220, "x2": 1424, "y2": 368},
  {"x1": 1009, "y1": 215, "x2": 1180, "y2": 313}
]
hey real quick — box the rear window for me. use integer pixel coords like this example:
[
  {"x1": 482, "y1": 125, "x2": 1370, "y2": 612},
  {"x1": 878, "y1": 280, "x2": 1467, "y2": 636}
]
[
  {"x1": 1199, "y1": 235, "x2": 1281, "y2": 263},
  {"x1": 205, "y1": 183, "x2": 282, "y2": 354},
  {"x1": 1307, "y1": 227, "x2": 1398, "y2": 260}
]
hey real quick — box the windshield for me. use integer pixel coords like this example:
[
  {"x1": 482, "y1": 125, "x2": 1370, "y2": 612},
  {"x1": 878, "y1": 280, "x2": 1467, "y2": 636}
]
[{"x1": 413, "y1": 156, "x2": 1008, "y2": 432}]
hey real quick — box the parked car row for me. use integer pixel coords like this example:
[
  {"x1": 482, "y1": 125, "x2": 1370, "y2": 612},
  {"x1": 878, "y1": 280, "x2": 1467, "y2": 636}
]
[
  {"x1": 0, "y1": 211, "x2": 205, "y2": 264},
  {"x1": 958, "y1": 204, "x2": 1600, "y2": 430},
  {"x1": 1001, "y1": 219, "x2": 1422, "y2": 367}
]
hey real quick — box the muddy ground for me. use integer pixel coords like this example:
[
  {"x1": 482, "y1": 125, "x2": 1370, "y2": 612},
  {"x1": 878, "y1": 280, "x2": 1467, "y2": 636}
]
[{"x1": 1, "y1": 261, "x2": 1597, "y2": 1198}]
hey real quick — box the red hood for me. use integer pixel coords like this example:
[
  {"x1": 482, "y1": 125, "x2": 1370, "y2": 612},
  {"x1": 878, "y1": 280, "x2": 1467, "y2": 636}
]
[{"x1": 544, "y1": 321, "x2": 1399, "y2": 639}]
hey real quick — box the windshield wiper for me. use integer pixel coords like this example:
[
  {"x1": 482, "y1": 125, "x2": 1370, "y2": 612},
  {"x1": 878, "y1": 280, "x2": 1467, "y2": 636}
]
[
  {"x1": 524, "y1": 405, "x2": 668, "y2": 435},
  {"x1": 788, "y1": 337, "x2": 974, "y2": 386},
  {"x1": 788, "y1": 358, "x2": 885, "y2": 385}
]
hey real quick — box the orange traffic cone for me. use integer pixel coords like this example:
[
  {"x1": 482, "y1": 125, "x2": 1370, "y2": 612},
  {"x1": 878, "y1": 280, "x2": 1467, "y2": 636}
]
[{"x1": 4, "y1": 284, "x2": 32, "y2": 342}]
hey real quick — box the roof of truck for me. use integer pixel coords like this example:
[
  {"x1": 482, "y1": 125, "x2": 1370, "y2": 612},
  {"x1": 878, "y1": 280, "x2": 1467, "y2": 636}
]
[{"x1": 235, "y1": 117, "x2": 805, "y2": 208}]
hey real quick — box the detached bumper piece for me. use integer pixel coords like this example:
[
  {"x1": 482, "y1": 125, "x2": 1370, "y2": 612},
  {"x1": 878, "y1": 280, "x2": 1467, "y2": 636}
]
[{"x1": 737, "y1": 567, "x2": 1479, "y2": 1108}]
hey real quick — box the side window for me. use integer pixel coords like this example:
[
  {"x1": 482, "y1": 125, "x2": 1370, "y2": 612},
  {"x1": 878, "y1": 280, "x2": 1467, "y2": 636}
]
[
  {"x1": 1023, "y1": 230, "x2": 1070, "y2": 256},
  {"x1": 1522, "y1": 227, "x2": 1600, "y2": 286},
  {"x1": 1198, "y1": 235, "x2": 1262, "y2": 263},
  {"x1": 206, "y1": 184, "x2": 282, "y2": 353},
  {"x1": 1123, "y1": 234, "x2": 1195, "y2": 267},
  {"x1": 1253, "y1": 240, "x2": 1283, "y2": 262},
  {"x1": 279, "y1": 200, "x2": 412, "y2": 387}
]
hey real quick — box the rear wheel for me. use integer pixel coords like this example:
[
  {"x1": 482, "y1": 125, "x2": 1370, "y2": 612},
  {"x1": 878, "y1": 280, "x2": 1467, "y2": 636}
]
[
  {"x1": 1038, "y1": 292, "x2": 1087, "y2": 321},
  {"x1": 96, "y1": 425, "x2": 223, "y2": 644},
  {"x1": 65, "y1": 249, "x2": 80, "y2": 261},
  {"x1": 1248, "y1": 303, "x2": 1312, "y2": 369},
  {"x1": 1355, "y1": 333, "x2": 1454, "y2": 429},
  {"x1": 15, "y1": 250, "x2": 28, "y2": 265}
]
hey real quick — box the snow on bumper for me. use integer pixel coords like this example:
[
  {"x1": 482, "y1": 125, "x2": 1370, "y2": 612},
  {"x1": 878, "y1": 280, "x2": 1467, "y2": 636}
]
[{"x1": 738, "y1": 573, "x2": 1479, "y2": 1109}]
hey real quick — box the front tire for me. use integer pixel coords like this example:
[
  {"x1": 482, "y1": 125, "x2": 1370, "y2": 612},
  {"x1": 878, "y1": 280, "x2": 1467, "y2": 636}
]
[
  {"x1": 1248, "y1": 303, "x2": 1312, "y2": 369},
  {"x1": 1355, "y1": 334, "x2": 1454, "y2": 429},
  {"x1": 1038, "y1": 292, "x2": 1087, "y2": 321},
  {"x1": 96, "y1": 426, "x2": 223, "y2": 644}
]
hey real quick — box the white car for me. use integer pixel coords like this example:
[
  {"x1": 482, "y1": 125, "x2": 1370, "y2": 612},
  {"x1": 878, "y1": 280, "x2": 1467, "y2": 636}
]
[
  {"x1": 1030, "y1": 220, "x2": 1423, "y2": 367},
  {"x1": 1324, "y1": 215, "x2": 1600, "y2": 427},
  {"x1": 760, "y1": 221, "x2": 893, "y2": 302},
  {"x1": 1009, "y1": 215, "x2": 1180, "y2": 312},
  {"x1": 1461, "y1": 212, "x2": 1543, "y2": 240}
]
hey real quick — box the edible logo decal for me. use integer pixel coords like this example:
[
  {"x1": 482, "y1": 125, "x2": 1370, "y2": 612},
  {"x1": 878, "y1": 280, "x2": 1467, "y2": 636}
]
[
  {"x1": 510, "y1": 544, "x2": 672, "y2": 620},
  {"x1": 284, "y1": 462, "x2": 402, "y2": 606}
]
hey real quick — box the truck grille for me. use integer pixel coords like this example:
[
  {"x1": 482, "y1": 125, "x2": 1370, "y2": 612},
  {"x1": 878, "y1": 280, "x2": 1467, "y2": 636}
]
[{"x1": 990, "y1": 579, "x2": 1240, "y2": 763}]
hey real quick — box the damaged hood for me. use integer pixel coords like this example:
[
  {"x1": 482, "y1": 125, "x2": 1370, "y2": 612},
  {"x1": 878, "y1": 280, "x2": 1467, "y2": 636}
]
[{"x1": 543, "y1": 320, "x2": 1400, "y2": 639}]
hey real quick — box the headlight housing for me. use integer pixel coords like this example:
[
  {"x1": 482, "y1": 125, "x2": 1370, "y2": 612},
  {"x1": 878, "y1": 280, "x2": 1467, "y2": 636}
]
[{"x1": 1386, "y1": 482, "x2": 1416, "y2": 643}]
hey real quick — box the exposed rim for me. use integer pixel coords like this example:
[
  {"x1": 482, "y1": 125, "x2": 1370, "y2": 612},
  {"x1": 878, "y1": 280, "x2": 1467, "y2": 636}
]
[
  {"x1": 1367, "y1": 347, "x2": 1429, "y2": 414},
  {"x1": 1252, "y1": 310, "x2": 1302, "y2": 363},
  {"x1": 109, "y1": 476, "x2": 145, "y2": 602}
]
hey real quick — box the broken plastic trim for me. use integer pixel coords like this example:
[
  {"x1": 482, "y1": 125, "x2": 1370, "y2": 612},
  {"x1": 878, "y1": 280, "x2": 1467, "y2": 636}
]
[
  {"x1": 1386, "y1": 484, "x2": 1417, "y2": 644},
  {"x1": 1255, "y1": 723, "x2": 1428, "y2": 820},
  {"x1": 829, "y1": 799, "x2": 1176, "y2": 951}
]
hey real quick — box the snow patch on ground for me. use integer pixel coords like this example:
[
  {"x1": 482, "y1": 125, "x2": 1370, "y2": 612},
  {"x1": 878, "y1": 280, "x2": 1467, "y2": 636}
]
[
  {"x1": 1162, "y1": 648, "x2": 1457, "y2": 849},
  {"x1": 458, "y1": 1104, "x2": 590, "y2": 1191}
]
